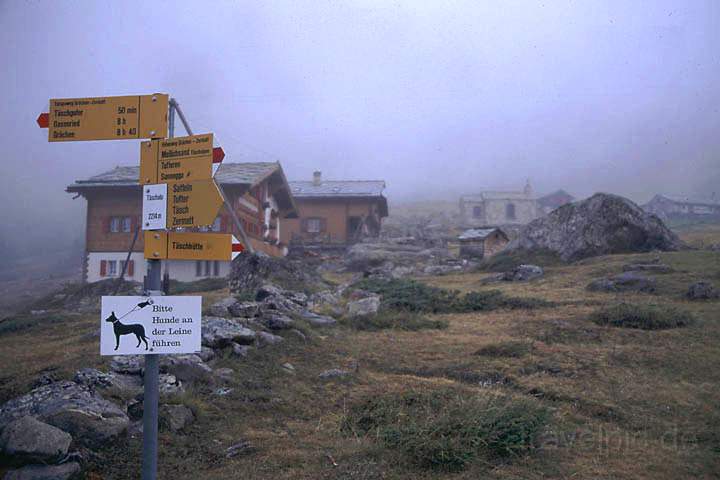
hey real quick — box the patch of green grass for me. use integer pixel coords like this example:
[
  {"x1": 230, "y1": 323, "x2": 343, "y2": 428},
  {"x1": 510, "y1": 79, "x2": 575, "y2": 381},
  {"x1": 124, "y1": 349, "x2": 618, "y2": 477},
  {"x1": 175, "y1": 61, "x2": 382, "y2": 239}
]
[
  {"x1": 168, "y1": 277, "x2": 227, "y2": 294},
  {"x1": 341, "y1": 388, "x2": 550, "y2": 472},
  {"x1": 342, "y1": 310, "x2": 448, "y2": 331},
  {"x1": 353, "y1": 278, "x2": 553, "y2": 313},
  {"x1": 0, "y1": 313, "x2": 70, "y2": 336},
  {"x1": 476, "y1": 341, "x2": 533, "y2": 358},
  {"x1": 590, "y1": 303, "x2": 695, "y2": 330}
]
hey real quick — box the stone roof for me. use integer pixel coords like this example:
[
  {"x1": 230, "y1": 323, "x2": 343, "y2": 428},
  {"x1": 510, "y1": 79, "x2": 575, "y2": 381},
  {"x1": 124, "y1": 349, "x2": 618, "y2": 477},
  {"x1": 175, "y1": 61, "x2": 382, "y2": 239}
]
[
  {"x1": 654, "y1": 194, "x2": 720, "y2": 206},
  {"x1": 458, "y1": 227, "x2": 507, "y2": 240},
  {"x1": 289, "y1": 180, "x2": 386, "y2": 198},
  {"x1": 68, "y1": 162, "x2": 281, "y2": 189},
  {"x1": 461, "y1": 191, "x2": 533, "y2": 202}
]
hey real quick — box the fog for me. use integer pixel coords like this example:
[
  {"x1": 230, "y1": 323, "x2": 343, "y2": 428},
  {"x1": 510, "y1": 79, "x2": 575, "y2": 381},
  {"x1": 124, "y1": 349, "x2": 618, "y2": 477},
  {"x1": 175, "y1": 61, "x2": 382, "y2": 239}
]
[{"x1": 1, "y1": 0, "x2": 719, "y2": 261}]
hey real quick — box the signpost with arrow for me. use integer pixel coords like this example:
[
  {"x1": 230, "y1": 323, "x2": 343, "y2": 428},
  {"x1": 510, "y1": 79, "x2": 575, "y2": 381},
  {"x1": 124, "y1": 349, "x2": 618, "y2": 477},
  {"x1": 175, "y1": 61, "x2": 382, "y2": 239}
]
[{"x1": 37, "y1": 92, "x2": 248, "y2": 480}]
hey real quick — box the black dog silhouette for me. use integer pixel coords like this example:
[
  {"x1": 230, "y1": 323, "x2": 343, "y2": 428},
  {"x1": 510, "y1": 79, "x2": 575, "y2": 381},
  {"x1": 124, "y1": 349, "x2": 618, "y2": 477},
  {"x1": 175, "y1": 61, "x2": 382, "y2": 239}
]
[{"x1": 105, "y1": 311, "x2": 149, "y2": 351}]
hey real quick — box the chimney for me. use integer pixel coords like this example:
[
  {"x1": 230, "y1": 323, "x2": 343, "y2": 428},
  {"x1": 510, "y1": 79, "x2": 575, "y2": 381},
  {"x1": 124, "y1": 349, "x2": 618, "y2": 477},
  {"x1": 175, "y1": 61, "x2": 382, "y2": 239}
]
[{"x1": 313, "y1": 171, "x2": 322, "y2": 186}]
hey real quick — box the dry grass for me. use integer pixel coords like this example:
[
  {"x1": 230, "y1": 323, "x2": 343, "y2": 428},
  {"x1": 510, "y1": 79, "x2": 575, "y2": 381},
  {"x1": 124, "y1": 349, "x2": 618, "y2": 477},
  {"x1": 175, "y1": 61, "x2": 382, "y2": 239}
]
[{"x1": 0, "y1": 242, "x2": 719, "y2": 478}]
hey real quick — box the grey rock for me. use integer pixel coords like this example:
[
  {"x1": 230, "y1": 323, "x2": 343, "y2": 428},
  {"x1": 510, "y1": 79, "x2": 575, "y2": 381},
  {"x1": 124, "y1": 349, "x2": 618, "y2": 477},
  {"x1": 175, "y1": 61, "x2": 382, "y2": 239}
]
[
  {"x1": 506, "y1": 193, "x2": 684, "y2": 261},
  {"x1": 73, "y1": 368, "x2": 142, "y2": 400},
  {"x1": 196, "y1": 346, "x2": 216, "y2": 362},
  {"x1": 288, "y1": 329, "x2": 307, "y2": 341},
  {"x1": 686, "y1": 281, "x2": 719, "y2": 300},
  {"x1": 587, "y1": 271, "x2": 656, "y2": 293},
  {"x1": 226, "y1": 440, "x2": 255, "y2": 458},
  {"x1": 502, "y1": 264, "x2": 544, "y2": 282},
  {"x1": 228, "y1": 253, "x2": 326, "y2": 296},
  {"x1": 300, "y1": 311, "x2": 336, "y2": 327},
  {"x1": 231, "y1": 343, "x2": 251, "y2": 358},
  {"x1": 209, "y1": 297, "x2": 239, "y2": 317},
  {"x1": 228, "y1": 301, "x2": 260, "y2": 318},
  {"x1": 0, "y1": 416, "x2": 71, "y2": 464},
  {"x1": 158, "y1": 374, "x2": 184, "y2": 395},
  {"x1": 261, "y1": 312, "x2": 294, "y2": 331},
  {"x1": 621, "y1": 263, "x2": 672, "y2": 273},
  {"x1": 3, "y1": 462, "x2": 81, "y2": 480},
  {"x1": 346, "y1": 295, "x2": 381, "y2": 317},
  {"x1": 159, "y1": 355, "x2": 212, "y2": 384},
  {"x1": 281, "y1": 363, "x2": 295, "y2": 373},
  {"x1": 260, "y1": 294, "x2": 305, "y2": 315},
  {"x1": 256, "y1": 332, "x2": 284, "y2": 348},
  {"x1": 0, "y1": 381, "x2": 128, "y2": 449},
  {"x1": 159, "y1": 404, "x2": 194, "y2": 432},
  {"x1": 213, "y1": 368, "x2": 235, "y2": 383},
  {"x1": 109, "y1": 355, "x2": 143, "y2": 375},
  {"x1": 255, "y1": 283, "x2": 284, "y2": 301},
  {"x1": 344, "y1": 242, "x2": 432, "y2": 271},
  {"x1": 308, "y1": 290, "x2": 341, "y2": 311},
  {"x1": 201, "y1": 317, "x2": 256, "y2": 348},
  {"x1": 318, "y1": 369, "x2": 351, "y2": 380}
]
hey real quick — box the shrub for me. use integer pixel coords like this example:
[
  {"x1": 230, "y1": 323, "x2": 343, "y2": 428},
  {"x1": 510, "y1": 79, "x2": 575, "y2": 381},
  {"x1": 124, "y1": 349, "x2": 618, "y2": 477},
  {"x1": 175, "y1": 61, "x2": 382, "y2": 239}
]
[
  {"x1": 343, "y1": 310, "x2": 448, "y2": 331},
  {"x1": 0, "y1": 314, "x2": 69, "y2": 336},
  {"x1": 353, "y1": 278, "x2": 553, "y2": 314},
  {"x1": 590, "y1": 303, "x2": 695, "y2": 330},
  {"x1": 476, "y1": 341, "x2": 532, "y2": 358},
  {"x1": 342, "y1": 388, "x2": 549, "y2": 472}
]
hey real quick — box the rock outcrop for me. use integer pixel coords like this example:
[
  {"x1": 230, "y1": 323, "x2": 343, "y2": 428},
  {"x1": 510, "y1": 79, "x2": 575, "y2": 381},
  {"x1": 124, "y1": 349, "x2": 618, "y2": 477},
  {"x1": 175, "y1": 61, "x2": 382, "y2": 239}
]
[
  {"x1": 0, "y1": 416, "x2": 71, "y2": 464},
  {"x1": 0, "y1": 381, "x2": 129, "y2": 448},
  {"x1": 228, "y1": 253, "x2": 326, "y2": 296},
  {"x1": 506, "y1": 193, "x2": 683, "y2": 261}
]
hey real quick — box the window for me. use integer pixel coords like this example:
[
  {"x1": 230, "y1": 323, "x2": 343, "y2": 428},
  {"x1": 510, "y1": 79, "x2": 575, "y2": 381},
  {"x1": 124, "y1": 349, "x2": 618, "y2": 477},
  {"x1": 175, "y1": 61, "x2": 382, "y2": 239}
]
[
  {"x1": 195, "y1": 261, "x2": 203, "y2": 277},
  {"x1": 472, "y1": 206, "x2": 483, "y2": 219},
  {"x1": 506, "y1": 203, "x2": 516, "y2": 220},
  {"x1": 204, "y1": 261, "x2": 212, "y2": 277},
  {"x1": 109, "y1": 216, "x2": 132, "y2": 233},
  {"x1": 213, "y1": 261, "x2": 220, "y2": 276},
  {"x1": 306, "y1": 218, "x2": 322, "y2": 233},
  {"x1": 107, "y1": 260, "x2": 117, "y2": 276}
]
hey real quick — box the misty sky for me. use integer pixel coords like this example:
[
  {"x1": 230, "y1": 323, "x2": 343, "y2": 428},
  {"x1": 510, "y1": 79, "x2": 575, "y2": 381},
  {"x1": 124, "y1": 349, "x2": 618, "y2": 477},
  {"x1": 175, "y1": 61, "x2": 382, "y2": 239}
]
[{"x1": 1, "y1": 0, "x2": 719, "y2": 255}]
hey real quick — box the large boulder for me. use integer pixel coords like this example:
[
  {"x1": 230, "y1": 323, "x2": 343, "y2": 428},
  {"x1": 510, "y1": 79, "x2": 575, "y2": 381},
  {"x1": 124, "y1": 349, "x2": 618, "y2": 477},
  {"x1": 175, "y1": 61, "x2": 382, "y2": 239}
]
[
  {"x1": 73, "y1": 368, "x2": 143, "y2": 401},
  {"x1": 587, "y1": 271, "x2": 656, "y2": 293},
  {"x1": 159, "y1": 355, "x2": 213, "y2": 383},
  {"x1": 228, "y1": 253, "x2": 325, "y2": 297},
  {"x1": 686, "y1": 281, "x2": 719, "y2": 300},
  {"x1": 0, "y1": 416, "x2": 71, "y2": 464},
  {"x1": 346, "y1": 295, "x2": 381, "y2": 317},
  {"x1": 3, "y1": 462, "x2": 81, "y2": 480},
  {"x1": 201, "y1": 317, "x2": 256, "y2": 348},
  {"x1": 0, "y1": 381, "x2": 129, "y2": 448},
  {"x1": 506, "y1": 193, "x2": 683, "y2": 261}
]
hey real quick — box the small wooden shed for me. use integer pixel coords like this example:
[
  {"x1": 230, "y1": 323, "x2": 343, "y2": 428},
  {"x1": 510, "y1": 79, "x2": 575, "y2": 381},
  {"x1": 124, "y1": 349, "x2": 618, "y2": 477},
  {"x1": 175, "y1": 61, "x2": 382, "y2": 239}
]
[{"x1": 458, "y1": 227, "x2": 509, "y2": 259}]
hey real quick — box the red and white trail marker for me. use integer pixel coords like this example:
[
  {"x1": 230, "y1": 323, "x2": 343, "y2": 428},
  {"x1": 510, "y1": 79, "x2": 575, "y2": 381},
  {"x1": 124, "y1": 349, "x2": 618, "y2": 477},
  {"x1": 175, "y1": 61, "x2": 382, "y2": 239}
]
[
  {"x1": 232, "y1": 235, "x2": 245, "y2": 260},
  {"x1": 37, "y1": 112, "x2": 49, "y2": 128}
]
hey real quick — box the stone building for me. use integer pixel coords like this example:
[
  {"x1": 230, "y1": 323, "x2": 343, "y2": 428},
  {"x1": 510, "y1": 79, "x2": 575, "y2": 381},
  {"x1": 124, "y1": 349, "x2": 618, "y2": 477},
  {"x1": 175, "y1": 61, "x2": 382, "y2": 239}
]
[
  {"x1": 643, "y1": 194, "x2": 720, "y2": 222},
  {"x1": 459, "y1": 182, "x2": 539, "y2": 227},
  {"x1": 458, "y1": 228, "x2": 509, "y2": 259},
  {"x1": 66, "y1": 162, "x2": 298, "y2": 283},
  {"x1": 281, "y1": 171, "x2": 388, "y2": 249}
]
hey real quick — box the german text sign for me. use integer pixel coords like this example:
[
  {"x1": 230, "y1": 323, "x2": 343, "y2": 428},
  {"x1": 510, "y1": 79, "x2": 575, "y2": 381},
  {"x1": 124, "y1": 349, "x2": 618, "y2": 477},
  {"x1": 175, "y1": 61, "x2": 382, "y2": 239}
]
[
  {"x1": 100, "y1": 296, "x2": 201, "y2": 355},
  {"x1": 48, "y1": 94, "x2": 168, "y2": 142},
  {"x1": 140, "y1": 133, "x2": 214, "y2": 185},
  {"x1": 142, "y1": 184, "x2": 167, "y2": 230},
  {"x1": 144, "y1": 231, "x2": 244, "y2": 261},
  {"x1": 168, "y1": 180, "x2": 224, "y2": 228}
]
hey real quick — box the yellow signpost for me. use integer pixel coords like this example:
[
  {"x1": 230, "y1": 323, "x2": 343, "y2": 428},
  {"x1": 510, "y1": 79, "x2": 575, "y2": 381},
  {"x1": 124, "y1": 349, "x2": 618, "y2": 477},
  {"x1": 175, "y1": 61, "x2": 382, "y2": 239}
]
[
  {"x1": 48, "y1": 94, "x2": 169, "y2": 142},
  {"x1": 144, "y1": 231, "x2": 243, "y2": 261},
  {"x1": 140, "y1": 133, "x2": 214, "y2": 185},
  {"x1": 167, "y1": 179, "x2": 224, "y2": 228}
]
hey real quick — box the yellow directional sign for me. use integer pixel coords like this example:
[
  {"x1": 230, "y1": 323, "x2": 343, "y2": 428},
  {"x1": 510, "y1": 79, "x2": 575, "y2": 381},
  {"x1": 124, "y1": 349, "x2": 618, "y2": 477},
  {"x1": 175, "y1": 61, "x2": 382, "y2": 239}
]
[
  {"x1": 140, "y1": 133, "x2": 214, "y2": 185},
  {"x1": 167, "y1": 180, "x2": 224, "y2": 228},
  {"x1": 144, "y1": 231, "x2": 244, "y2": 261},
  {"x1": 48, "y1": 94, "x2": 168, "y2": 142}
]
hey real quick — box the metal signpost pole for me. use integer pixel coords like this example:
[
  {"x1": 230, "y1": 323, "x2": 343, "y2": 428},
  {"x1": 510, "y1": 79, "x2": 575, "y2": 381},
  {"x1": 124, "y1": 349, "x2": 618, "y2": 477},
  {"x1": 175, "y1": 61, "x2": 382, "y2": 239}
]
[
  {"x1": 169, "y1": 98, "x2": 255, "y2": 253},
  {"x1": 141, "y1": 101, "x2": 176, "y2": 480}
]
